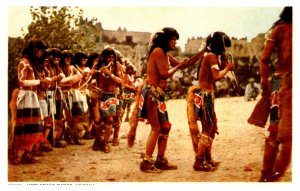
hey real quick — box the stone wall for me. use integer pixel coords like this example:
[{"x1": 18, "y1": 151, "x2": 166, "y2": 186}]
[
  {"x1": 103, "y1": 28, "x2": 151, "y2": 45},
  {"x1": 183, "y1": 35, "x2": 266, "y2": 61},
  {"x1": 76, "y1": 20, "x2": 151, "y2": 76}
]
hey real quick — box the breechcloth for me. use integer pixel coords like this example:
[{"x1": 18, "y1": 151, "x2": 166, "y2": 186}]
[
  {"x1": 193, "y1": 89, "x2": 218, "y2": 139},
  {"x1": 268, "y1": 74, "x2": 282, "y2": 133},
  {"x1": 100, "y1": 92, "x2": 118, "y2": 118},
  {"x1": 137, "y1": 83, "x2": 171, "y2": 129}
]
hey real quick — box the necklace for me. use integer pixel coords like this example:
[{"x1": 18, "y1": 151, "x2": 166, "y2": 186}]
[{"x1": 102, "y1": 62, "x2": 113, "y2": 78}]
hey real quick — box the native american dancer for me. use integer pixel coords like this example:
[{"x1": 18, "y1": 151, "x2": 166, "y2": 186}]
[
  {"x1": 25, "y1": 48, "x2": 54, "y2": 155},
  {"x1": 9, "y1": 40, "x2": 52, "y2": 165},
  {"x1": 46, "y1": 48, "x2": 68, "y2": 148},
  {"x1": 59, "y1": 50, "x2": 84, "y2": 145},
  {"x1": 186, "y1": 32, "x2": 234, "y2": 172},
  {"x1": 258, "y1": 7, "x2": 292, "y2": 182},
  {"x1": 73, "y1": 51, "x2": 94, "y2": 140},
  {"x1": 39, "y1": 50, "x2": 54, "y2": 150},
  {"x1": 91, "y1": 47, "x2": 123, "y2": 153},
  {"x1": 122, "y1": 64, "x2": 137, "y2": 122},
  {"x1": 128, "y1": 27, "x2": 202, "y2": 173},
  {"x1": 34, "y1": 49, "x2": 64, "y2": 153},
  {"x1": 85, "y1": 52, "x2": 100, "y2": 139}
]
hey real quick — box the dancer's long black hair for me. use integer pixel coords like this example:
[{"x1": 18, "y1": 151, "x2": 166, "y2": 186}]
[
  {"x1": 271, "y1": 6, "x2": 292, "y2": 30},
  {"x1": 22, "y1": 39, "x2": 48, "y2": 77},
  {"x1": 205, "y1": 31, "x2": 231, "y2": 56},
  {"x1": 96, "y1": 47, "x2": 117, "y2": 75},
  {"x1": 147, "y1": 27, "x2": 179, "y2": 60}
]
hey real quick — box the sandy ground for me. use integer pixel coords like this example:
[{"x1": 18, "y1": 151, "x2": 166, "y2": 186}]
[{"x1": 7, "y1": 96, "x2": 292, "y2": 184}]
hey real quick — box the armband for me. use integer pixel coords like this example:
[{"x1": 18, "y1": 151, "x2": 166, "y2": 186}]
[
  {"x1": 22, "y1": 80, "x2": 40, "y2": 86},
  {"x1": 211, "y1": 64, "x2": 220, "y2": 70},
  {"x1": 59, "y1": 73, "x2": 65, "y2": 78},
  {"x1": 266, "y1": 38, "x2": 276, "y2": 42},
  {"x1": 60, "y1": 76, "x2": 72, "y2": 83},
  {"x1": 91, "y1": 79, "x2": 96, "y2": 84}
]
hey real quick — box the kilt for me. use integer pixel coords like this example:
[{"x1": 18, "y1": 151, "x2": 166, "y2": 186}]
[
  {"x1": 13, "y1": 90, "x2": 45, "y2": 150},
  {"x1": 100, "y1": 92, "x2": 118, "y2": 118},
  {"x1": 71, "y1": 89, "x2": 88, "y2": 116}
]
